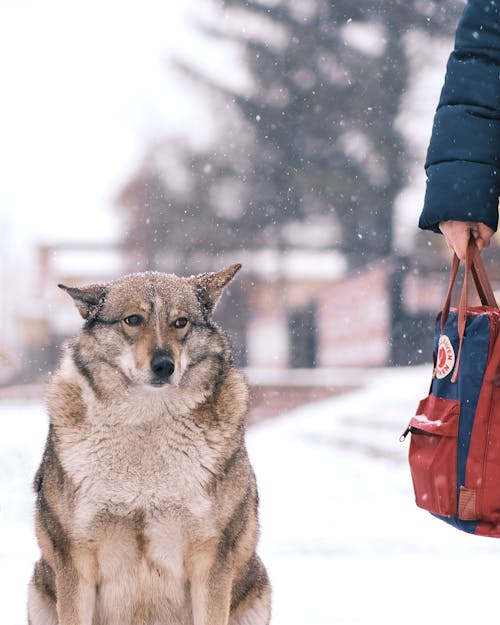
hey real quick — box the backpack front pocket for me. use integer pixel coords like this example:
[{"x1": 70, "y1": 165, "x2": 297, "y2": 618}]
[{"x1": 406, "y1": 395, "x2": 460, "y2": 517}]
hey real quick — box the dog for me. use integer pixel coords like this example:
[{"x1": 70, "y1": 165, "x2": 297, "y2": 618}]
[{"x1": 28, "y1": 264, "x2": 271, "y2": 625}]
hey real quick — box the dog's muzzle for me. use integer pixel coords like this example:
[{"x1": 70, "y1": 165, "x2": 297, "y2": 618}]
[{"x1": 150, "y1": 349, "x2": 175, "y2": 386}]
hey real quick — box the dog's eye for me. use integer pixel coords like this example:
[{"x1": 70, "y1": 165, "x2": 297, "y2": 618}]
[
  {"x1": 173, "y1": 317, "x2": 188, "y2": 329},
  {"x1": 123, "y1": 314, "x2": 144, "y2": 327}
]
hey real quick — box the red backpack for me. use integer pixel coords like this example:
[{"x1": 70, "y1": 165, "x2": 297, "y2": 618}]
[{"x1": 402, "y1": 240, "x2": 500, "y2": 536}]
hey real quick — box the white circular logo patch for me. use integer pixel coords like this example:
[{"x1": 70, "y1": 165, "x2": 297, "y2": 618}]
[{"x1": 435, "y1": 335, "x2": 455, "y2": 379}]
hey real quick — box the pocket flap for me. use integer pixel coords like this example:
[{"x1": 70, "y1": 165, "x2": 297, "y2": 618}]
[{"x1": 410, "y1": 395, "x2": 460, "y2": 437}]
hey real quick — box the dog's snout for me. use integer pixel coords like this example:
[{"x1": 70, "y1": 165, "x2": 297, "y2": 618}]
[{"x1": 150, "y1": 350, "x2": 175, "y2": 385}]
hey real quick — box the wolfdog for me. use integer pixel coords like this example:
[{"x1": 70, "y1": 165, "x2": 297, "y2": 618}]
[{"x1": 28, "y1": 264, "x2": 271, "y2": 625}]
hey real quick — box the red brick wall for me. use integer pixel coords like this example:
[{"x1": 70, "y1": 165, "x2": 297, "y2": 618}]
[{"x1": 317, "y1": 264, "x2": 390, "y2": 367}]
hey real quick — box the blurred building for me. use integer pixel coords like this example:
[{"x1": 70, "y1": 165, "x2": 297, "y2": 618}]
[
  {"x1": 14, "y1": 242, "x2": 126, "y2": 381},
  {"x1": 10, "y1": 237, "x2": 500, "y2": 383},
  {"x1": 243, "y1": 250, "x2": 451, "y2": 369}
]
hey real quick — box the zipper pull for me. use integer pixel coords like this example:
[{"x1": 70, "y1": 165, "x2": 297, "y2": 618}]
[{"x1": 399, "y1": 426, "x2": 411, "y2": 442}]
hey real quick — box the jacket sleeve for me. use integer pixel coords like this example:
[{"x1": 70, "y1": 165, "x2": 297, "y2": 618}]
[{"x1": 419, "y1": 0, "x2": 500, "y2": 233}]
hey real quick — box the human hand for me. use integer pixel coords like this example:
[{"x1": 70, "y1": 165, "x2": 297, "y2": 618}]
[{"x1": 439, "y1": 220, "x2": 494, "y2": 260}]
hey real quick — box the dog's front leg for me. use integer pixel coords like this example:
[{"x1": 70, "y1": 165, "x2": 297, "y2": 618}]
[
  {"x1": 188, "y1": 549, "x2": 233, "y2": 625},
  {"x1": 55, "y1": 549, "x2": 97, "y2": 625},
  {"x1": 191, "y1": 571, "x2": 233, "y2": 625}
]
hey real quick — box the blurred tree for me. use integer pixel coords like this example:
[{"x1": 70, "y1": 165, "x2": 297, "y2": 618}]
[
  {"x1": 118, "y1": 0, "x2": 463, "y2": 270},
  {"x1": 201, "y1": 0, "x2": 464, "y2": 266},
  {"x1": 117, "y1": 142, "x2": 251, "y2": 272}
]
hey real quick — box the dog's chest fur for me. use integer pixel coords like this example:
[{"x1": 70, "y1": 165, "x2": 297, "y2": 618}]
[
  {"x1": 59, "y1": 394, "x2": 217, "y2": 534},
  {"x1": 54, "y1": 393, "x2": 226, "y2": 621}
]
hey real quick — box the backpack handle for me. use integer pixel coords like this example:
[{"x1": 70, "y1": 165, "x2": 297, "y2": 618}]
[
  {"x1": 439, "y1": 235, "x2": 497, "y2": 383},
  {"x1": 440, "y1": 236, "x2": 497, "y2": 334}
]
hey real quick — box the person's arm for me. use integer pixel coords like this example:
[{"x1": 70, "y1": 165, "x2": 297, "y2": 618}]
[{"x1": 418, "y1": 0, "x2": 500, "y2": 251}]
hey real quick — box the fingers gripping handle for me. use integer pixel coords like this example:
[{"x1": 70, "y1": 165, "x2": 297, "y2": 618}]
[{"x1": 439, "y1": 235, "x2": 498, "y2": 383}]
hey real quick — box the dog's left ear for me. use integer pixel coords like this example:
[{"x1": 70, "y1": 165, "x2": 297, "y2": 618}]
[
  {"x1": 190, "y1": 264, "x2": 241, "y2": 313},
  {"x1": 58, "y1": 283, "x2": 108, "y2": 320}
]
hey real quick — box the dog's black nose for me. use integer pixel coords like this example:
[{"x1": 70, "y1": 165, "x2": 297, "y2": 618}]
[{"x1": 150, "y1": 350, "x2": 175, "y2": 384}]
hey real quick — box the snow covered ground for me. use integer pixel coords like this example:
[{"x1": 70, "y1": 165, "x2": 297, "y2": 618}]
[{"x1": 3, "y1": 365, "x2": 500, "y2": 624}]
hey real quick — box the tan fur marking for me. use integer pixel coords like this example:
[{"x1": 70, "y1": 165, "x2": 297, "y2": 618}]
[
  {"x1": 45, "y1": 379, "x2": 87, "y2": 428},
  {"x1": 133, "y1": 326, "x2": 155, "y2": 371}
]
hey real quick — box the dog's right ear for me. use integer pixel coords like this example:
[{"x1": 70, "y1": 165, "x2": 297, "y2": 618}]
[{"x1": 58, "y1": 283, "x2": 108, "y2": 320}]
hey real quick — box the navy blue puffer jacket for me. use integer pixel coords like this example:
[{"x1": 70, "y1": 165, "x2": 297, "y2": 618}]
[{"x1": 419, "y1": 0, "x2": 500, "y2": 233}]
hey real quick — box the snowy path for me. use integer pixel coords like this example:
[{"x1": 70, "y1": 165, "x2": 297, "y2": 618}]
[
  {"x1": 249, "y1": 366, "x2": 500, "y2": 625},
  {"x1": 3, "y1": 367, "x2": 500, "y2": 624}
]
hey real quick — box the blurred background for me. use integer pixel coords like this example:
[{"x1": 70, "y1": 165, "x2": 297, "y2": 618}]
[
  {"x1": 7, "y1": 4, "x2": 500, "y2": 624},
  {"x1": 0, "y1": 0, "x2": 491, "y2": 395}
]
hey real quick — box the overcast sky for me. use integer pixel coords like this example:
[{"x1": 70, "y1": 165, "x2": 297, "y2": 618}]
[
  {"x1": 0, "y1": 0, "x2": 248, "y2": 258},
  {"x1": 0, "y1": 0, "x2": 451, "y2": 263}
]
